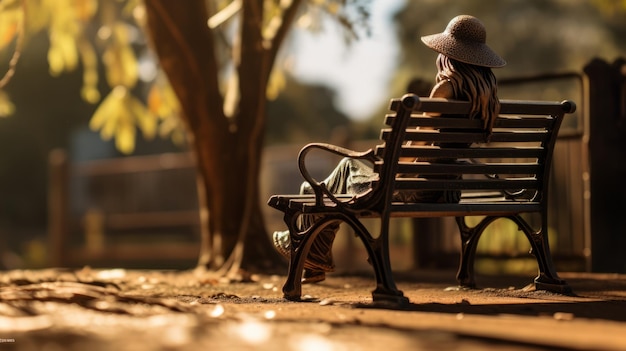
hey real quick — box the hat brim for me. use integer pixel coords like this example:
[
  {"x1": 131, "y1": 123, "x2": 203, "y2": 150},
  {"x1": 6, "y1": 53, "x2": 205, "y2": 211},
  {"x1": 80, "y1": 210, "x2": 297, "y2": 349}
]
[{"x1": 421, "y1": 33, "x2": 506, "y2": 68}]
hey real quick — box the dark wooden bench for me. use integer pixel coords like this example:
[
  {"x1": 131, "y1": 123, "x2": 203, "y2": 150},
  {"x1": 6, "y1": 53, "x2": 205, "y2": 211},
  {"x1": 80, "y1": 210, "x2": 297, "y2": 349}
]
[{"x1": 268, "y1": 94, "x2": 576, "y2": 304}]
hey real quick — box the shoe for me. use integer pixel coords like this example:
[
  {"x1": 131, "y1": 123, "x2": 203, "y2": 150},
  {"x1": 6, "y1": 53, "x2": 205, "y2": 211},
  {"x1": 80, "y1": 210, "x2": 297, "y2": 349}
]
[
  {"x1": 302, "y1": 269, "x2": 325, "y2": 284},
  {"x1": 272, "y1": 230, "x2": 333, "y2": 283},
  {"x1": 272, "y1": 230, "x2": 291, "y2": 259}
]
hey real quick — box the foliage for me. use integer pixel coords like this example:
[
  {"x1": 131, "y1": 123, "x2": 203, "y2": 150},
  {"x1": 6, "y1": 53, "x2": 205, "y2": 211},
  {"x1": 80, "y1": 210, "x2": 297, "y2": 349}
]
[
  {"x1": 0, "y1": 0, "x2": 371, "y2": 154},
  {"x1": 0, "y1": 0, "x2": 23, "y2": 116}
]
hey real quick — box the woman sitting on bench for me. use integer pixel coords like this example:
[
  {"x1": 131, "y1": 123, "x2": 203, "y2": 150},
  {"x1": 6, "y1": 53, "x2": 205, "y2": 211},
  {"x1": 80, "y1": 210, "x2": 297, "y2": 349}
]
[{"x1": 272, "y1": 14, "x2": 507, "y2": 284}]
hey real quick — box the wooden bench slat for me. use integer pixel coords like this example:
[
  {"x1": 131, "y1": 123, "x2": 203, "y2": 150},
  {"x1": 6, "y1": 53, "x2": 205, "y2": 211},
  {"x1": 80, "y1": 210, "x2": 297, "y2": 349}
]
[
  {"x1": 383, "y1": 130, "x2": 549, "y2": 143},
  {"x1": 386, "y1": 202, "x2": 542, "y2": 217},
  {"x1": 396, "y1": 162, "x2": 540, "y2": 175},
  {"x1": 377, "y1": 146, "x2": 545, "y2": 159},
  {"x1": 492, "y1": 117, "x2": 555, "y2": 128},
  {"x1": 391, "y1": 178, "x2": 539, "y2": 191},
  {"x1": 499, "y1": 99, "x2": 575, "y2": 115},
  {"x1": 390, "y1": 98, "x2": 471, "y2": 114},
  {"x1": 270, "y1": 195, "x2": 540, "y2": 216},
  {"x1": 389, "y1": 97, "x2": 574, "y2": 116},
  {"x1": 385, "y1": 115, "x2": 556, "y2": 129}
]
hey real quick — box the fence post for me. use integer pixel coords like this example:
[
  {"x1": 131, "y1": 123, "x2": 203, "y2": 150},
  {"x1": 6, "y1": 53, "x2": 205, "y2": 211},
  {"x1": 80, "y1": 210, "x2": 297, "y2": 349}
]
[
  {"x1": 584, "y1": 57, "x2": 626, "y2": 273},
  {"x1": 47, "y1": 148, "x2": 69, "y2": 267}
]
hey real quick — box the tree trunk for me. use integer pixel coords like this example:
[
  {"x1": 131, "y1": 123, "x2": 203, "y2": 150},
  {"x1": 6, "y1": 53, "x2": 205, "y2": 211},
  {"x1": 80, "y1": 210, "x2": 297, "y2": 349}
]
[
  {"x1": 144, "y1": 0, "x2": 284, "y2": 275},
  {"x1": 192, "y1": 120, "x2": 283, "y2": 273}
]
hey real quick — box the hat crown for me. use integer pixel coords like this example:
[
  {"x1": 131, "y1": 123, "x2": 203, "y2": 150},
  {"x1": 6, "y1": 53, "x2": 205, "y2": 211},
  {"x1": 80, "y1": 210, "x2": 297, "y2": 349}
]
[{"x1": 445, "y1": 15, "x2": 486, "y2": 44}]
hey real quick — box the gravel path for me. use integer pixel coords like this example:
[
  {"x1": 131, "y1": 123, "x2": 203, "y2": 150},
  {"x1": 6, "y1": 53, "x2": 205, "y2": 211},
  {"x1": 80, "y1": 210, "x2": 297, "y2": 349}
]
[{"x1": 0, "y1": 268, "x2": 625, "y2": 350}]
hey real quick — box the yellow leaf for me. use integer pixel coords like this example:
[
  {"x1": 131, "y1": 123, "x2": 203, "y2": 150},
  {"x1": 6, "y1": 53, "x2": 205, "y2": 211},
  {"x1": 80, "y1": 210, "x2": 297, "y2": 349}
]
[
  {"x1": 103, "y1": 47, "x2": 123, "y2": 86},
  {"x1": 115, "y1": 118, "x2": 136, "y2": 154},
  {"x1": 0, "y1": 0, "x2": 23, "y2": 12},
  {"x1": 100, "y1": 111, "x2": 119, "y2": 140},
  {"x1": 0, "y1": 90, "x2": 15, "y2": 117},
  {"x1": 74, "y1": 0, "x2": 98, "y2": 21},
  {"x1": 47, "y1": 45, "x2": 64, "y2": 76},
  {"x1": 102, "y1": 23, "x2": 139, "y2": 87},
  {"x1": 103, "y1": 41, "x2": 138, "y2": 88},
  {"x1": 89, "y1": 86, "x2": 126, "y2": 131},
  {"x1": 147, "y1": 85, "x2": 163, "y2": 116},
  {"x1": 25, "y1": 0, "x2": 52, "y2": 33},
  {"x1": 81, "y1": 86, "x2": 100, "y2": 104},
  {"x1": 78, "y1": 39, "x2": 100, "y2": 103},
  {"x1": 0, "y1": 0, "x2": 23, "y2": 26},
  {"x1": 266, "y1": 69, "x2": 286, "y2": 100},
  {"x1": 148, "y1": 79, "x2": 184, "y2": 142},
  {"x1": 57, "y1": 32, "x2": 79, "y2": 71},
  {"x1": 128, "y1": 94, "x2": 156, "y2": 140},
  {"x1": 148, "y1": 83, "x2": 180, "y2": 119},
  {"x1": 118, "y1": 44, "x2": 138, "y2": 87},
  {"x1": 88, "y1": 86, "x2": 155, "y2": 154},
  {"x1": 162, "y1": 84, "x2": 180, "y2": 115},
  {"x1": 158, "y1": 111, "x2": 186, "y2": 142},
  {"x1": 170, "y1": 128, "x2": 187, "y2": 146},
  {"x1": 83, "y1": 68, "x2": 98, "y2": 86},
  {"x1": 0, "y1": 20, "x2": 18, "y2": 50},
  {"x1": 112, "y1": 22, "x2": 130, "y2": 43}
]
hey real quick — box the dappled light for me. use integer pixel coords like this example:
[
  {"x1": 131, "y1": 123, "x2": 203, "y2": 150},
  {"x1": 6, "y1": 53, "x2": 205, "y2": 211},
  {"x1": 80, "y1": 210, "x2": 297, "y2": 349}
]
[
  {"x1": 0, "y1": 1, "x2": 625, "y2": 349},
  {"x1": 0, "y1": 269, "x2": 625, "y2": 350}
]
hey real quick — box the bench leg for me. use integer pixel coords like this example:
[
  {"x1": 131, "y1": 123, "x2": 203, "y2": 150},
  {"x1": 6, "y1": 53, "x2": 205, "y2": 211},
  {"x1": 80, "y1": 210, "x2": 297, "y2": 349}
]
[
  {"x1": 281, "y1": 211, "x2": 408, "y2": 305},
  {"x1": 281, "y1": 217, "x2": 318, "y2": 301},
  {"x1": 282, "y1": 215, "x2": 342, "y2": 301},
  {"x1": 510, "y1": 214, "x2": 572, "y2": 294},
  {"x1": 348, "y1": 217, "x2": 409, "y2": 305},
  {"x1": 455, "y1": 216, "x2": 497, "y2": 288},
  {"x1": 281, "y1": 230, "x2": 306, "y2": 301},
  {"x1": 456, "y1": 214, "x2": 571, "y2": 294}
]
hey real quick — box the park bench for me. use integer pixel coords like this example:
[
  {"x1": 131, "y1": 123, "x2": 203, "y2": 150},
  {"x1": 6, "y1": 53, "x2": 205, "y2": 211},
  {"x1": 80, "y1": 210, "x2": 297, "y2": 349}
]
[{"x1": 267, "y1": 94, "x2": 576, "y2": 304}]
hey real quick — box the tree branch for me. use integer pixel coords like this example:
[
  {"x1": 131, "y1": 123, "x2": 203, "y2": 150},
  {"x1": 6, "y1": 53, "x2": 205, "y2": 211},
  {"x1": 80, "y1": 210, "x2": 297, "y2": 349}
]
[
  {"x1": 144, "y1": 0, "x2": 225, "y2": 131},
  {"x1": 266, "y1": 0, "x2": 304, "y2": 81}
]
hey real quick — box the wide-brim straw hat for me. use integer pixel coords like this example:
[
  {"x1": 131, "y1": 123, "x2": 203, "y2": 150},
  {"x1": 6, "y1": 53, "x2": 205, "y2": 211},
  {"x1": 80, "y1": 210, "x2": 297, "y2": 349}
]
[{"x1": 421, "y1": 15, "x2": 506, "y2": 68}]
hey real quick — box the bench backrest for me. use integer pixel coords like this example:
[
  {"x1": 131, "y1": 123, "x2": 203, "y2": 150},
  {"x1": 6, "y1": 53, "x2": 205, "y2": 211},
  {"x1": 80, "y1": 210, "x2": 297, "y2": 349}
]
[{"x1": 371, "y1": 94, "x2": 576, "y2": 211}]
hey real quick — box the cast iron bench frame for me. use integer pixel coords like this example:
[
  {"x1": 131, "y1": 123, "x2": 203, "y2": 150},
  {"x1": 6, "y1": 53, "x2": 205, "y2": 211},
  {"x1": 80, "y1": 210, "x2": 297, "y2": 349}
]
[{"x1": 268, "y1": 94, "x2": 576, "y2": 304}]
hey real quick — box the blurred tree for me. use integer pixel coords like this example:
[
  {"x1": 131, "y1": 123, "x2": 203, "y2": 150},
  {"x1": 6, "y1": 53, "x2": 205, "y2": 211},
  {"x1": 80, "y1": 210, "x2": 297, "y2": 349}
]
[
  {"x1": 388, "y1": 0, "x2": 626, "y2": 98},
  {"x1": 266, "y1": 75, "x2": 351, "y2": 145},
  {"x1": 0, "y1": 0, "x2": 372, "y2": 276}
]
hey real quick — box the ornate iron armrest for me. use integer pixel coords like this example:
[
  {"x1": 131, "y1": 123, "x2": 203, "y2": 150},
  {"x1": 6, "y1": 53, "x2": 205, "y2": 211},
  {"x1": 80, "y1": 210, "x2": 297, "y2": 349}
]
[{"x1": 297, "y1": 143, "x2": 380, "y2": 207}]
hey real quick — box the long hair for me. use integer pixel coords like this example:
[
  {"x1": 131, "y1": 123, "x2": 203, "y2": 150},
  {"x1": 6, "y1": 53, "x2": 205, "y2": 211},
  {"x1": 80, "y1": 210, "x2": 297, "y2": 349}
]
[{"x1": 435, "y1": 54, "x2": 500, "y2": 136}]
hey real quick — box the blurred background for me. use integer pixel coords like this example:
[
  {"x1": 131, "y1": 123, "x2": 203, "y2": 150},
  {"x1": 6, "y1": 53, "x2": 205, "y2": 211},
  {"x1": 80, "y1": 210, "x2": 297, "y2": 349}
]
[{"x1": 0, "y1": 0, "x2": 624, "y2": 274}]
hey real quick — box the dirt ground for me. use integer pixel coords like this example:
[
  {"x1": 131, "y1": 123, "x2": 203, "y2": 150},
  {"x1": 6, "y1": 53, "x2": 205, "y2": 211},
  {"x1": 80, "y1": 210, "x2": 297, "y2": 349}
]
[{"x1": 0, "y1": 267, "x2": 625, "y2": 351}]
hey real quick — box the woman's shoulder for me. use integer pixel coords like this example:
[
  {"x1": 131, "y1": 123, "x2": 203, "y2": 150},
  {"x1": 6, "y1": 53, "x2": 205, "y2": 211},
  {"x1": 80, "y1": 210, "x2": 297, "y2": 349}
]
[{"x1": 429, "y1": 80, "x2": 454, "y2": 99}]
